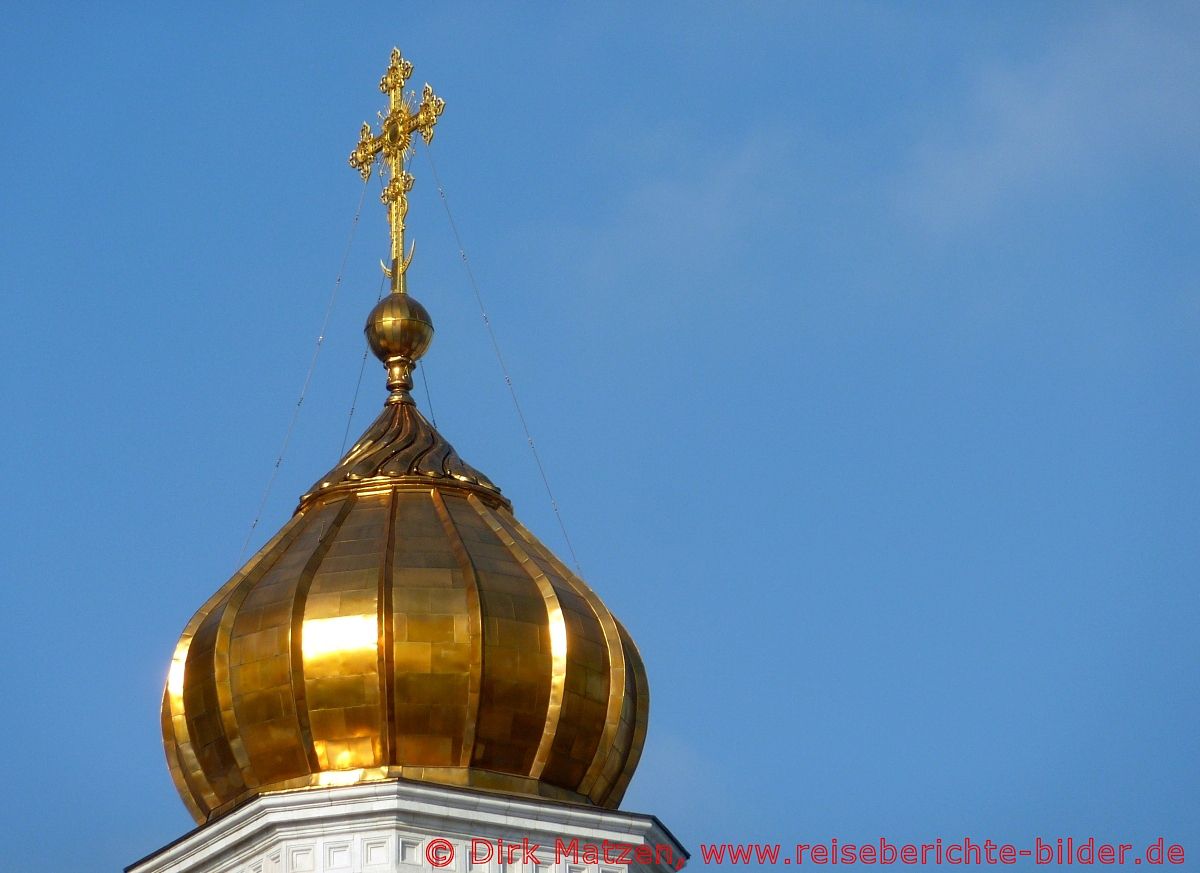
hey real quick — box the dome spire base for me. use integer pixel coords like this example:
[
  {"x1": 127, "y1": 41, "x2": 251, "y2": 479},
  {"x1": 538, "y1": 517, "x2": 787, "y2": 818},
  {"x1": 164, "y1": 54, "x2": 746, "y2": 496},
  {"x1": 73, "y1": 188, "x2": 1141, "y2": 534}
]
[{"x1": 384, "y1": 355, "x2": 417, "y2": 404}]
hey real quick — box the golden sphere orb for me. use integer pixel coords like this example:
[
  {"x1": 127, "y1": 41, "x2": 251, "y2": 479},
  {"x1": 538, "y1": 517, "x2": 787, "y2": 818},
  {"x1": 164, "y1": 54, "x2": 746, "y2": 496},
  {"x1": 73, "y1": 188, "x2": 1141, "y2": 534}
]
[{"x1": 365, "y1": 292, "x2": 434, "y2": 362}]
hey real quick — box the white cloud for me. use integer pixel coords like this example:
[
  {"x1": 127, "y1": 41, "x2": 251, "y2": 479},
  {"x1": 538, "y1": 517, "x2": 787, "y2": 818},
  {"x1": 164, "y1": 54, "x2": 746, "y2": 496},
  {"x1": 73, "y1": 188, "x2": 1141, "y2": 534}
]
[
  {"x1": 523, "y1": 127, "x2": 802, "y2": 314},
  {"x1": 605, "y1": 132, "x2": 798, "y2": 285},
  {"x1": 899, "y1": 8, "x2": 1200, "y2": 231}
]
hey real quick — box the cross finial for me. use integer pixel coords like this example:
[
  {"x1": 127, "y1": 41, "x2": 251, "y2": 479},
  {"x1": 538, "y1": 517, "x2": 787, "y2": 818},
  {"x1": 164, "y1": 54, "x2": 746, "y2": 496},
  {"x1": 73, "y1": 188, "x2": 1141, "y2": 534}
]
[{"x1": 348, "y1": 48, "x2": 445, "y2": 294}]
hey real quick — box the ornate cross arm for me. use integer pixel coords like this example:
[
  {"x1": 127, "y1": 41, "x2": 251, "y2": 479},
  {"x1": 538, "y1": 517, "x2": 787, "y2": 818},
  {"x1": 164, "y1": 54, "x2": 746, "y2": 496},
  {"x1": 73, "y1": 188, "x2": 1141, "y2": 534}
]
[
  {"x1": 349, "y1": 123, "x2": 379, "y2": 180},
  {"x1": 347, "y1": 48, "x2": 445, "y2": 294},
  {"x1": 413, "y1": 84, "x2": 446, "y2": 145}
]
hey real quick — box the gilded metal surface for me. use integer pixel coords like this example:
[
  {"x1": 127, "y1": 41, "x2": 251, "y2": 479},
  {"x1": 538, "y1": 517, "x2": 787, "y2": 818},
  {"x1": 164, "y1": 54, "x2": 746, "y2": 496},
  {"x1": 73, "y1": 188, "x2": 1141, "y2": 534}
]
[
  {"x1": 502, "y1": 512, "x2": 626, "y2": 796},
  {"x1": 164, "y1": 475, "x2": 649, "y2": 821},
  {"x1": 348, "y1": 47, "x2": 444, "y2": 294},
  {"x1": 466, "y1": 495, "x2": 568, "y2": 780},
  {"x1": 163, "y1": 48, "x2": 649, "y2": 825},
  {"x1": 300, "y1": 393, "x2": 502, "y2": 506},
  {"x1": 364, "y1": 293, "x2": 434, "y2": 364}
]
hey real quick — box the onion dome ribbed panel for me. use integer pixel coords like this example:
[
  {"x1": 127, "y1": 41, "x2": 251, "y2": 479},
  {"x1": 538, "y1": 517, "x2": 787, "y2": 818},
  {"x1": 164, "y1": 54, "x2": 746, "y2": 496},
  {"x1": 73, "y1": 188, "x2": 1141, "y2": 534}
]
[{"x1": 163, "y1": 458, "x2": 648, "y2": 824}]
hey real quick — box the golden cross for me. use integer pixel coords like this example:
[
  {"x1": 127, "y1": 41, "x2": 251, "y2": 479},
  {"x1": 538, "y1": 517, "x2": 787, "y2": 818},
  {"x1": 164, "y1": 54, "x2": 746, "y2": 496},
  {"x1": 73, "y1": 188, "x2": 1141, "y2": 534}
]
[{"x1": 349, "y1": 48, "x2": 445, "y2": 294}]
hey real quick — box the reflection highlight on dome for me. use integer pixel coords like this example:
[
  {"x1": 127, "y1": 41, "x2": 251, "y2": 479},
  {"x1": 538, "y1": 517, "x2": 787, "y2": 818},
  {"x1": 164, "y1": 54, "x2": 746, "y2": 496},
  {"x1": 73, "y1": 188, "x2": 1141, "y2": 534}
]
[{"x1": 302, "y1": 615, "x2": 378, "y2": 661}]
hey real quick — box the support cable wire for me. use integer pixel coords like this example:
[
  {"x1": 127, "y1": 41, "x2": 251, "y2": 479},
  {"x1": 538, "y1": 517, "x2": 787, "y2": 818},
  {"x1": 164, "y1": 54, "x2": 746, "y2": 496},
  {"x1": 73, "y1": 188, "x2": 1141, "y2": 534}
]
[
  {"x1": 341, "y1": 173, "x2": 391, "y2": 454},
  {"x1": 240, "y1": 176, "x2": 371, "y2": 561},
  {"x1": 339, "y1": 267, "x2": 387, "y2": 455},
  {"x1": 419, "y1": 360, "x2": 437, "y2": 428},
  {"x1": 422, "y1": 144, "x2": 583, "y2": 575}
]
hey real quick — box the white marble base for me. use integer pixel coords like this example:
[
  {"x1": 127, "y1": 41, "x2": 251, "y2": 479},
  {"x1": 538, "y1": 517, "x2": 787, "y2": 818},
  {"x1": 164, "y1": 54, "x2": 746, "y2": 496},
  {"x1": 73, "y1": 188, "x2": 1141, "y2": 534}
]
[{"x1": 128, "y1": 780, "x2": 686, "y2": 873}]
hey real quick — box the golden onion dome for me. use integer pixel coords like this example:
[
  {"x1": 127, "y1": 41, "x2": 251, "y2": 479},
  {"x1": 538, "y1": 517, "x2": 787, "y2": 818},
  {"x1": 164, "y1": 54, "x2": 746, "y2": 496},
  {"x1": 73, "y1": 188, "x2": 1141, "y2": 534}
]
[
  {"x1": 162, "y1": 284, "x2": 648, "y2": 824},
  {"x1": 164, "y1": 48, "x2": 648, "y2": 824}
]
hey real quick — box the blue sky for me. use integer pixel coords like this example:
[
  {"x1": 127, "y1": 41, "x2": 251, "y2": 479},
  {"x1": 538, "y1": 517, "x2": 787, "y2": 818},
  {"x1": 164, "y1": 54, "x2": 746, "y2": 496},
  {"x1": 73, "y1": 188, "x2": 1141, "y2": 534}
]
[{"x1": 1, "y1": 4, "x2": 1197, "y2": 870}]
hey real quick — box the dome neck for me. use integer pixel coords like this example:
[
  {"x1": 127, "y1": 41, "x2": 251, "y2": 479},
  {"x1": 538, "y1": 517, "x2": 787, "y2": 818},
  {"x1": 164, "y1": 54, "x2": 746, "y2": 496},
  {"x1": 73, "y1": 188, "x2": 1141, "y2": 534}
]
[
  {"x1": 299, "y1": 393, "x2": 505, "y2": 512},
  {"x1": 383, "y1": 354, "x2": 417, "y2": 405}
]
